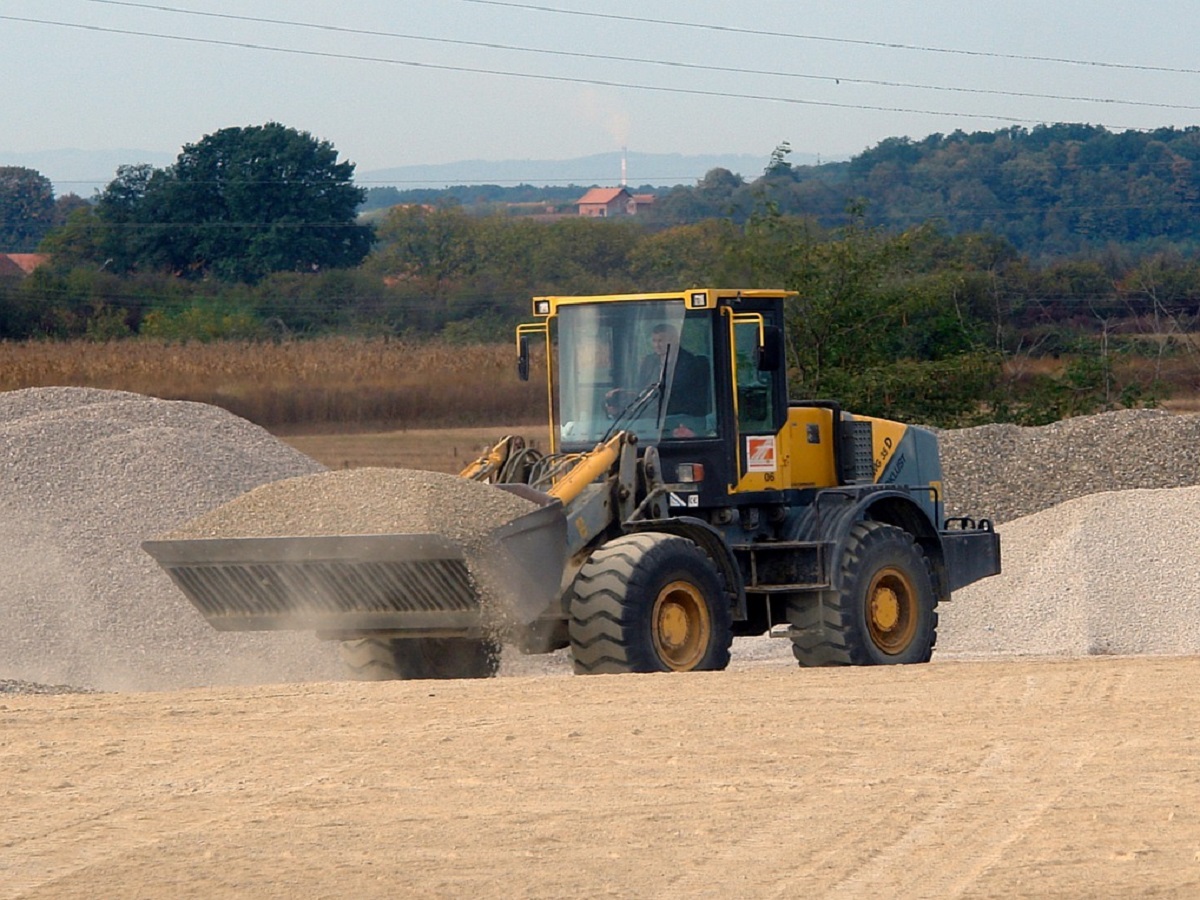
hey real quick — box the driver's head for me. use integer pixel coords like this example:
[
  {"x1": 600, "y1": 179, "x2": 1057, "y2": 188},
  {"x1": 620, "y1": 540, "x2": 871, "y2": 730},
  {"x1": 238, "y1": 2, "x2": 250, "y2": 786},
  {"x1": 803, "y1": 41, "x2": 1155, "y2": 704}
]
[{"x1": 650, "y1": 323, "x2": 678, "y2": 358}]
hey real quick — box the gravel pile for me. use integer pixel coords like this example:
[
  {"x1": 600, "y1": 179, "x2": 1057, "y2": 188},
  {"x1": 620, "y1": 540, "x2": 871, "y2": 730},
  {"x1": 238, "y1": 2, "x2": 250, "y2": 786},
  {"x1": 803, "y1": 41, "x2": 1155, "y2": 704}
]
[
  {"x1": 0, "y1": 387, "x2": 342, "y2": 692},
  {"x1": 7, "y1": 390, "x2": 1200, "y2": 692},
  {"x1": 931, "y1": 408, "x2": 1200, "y2": 659},
  {"x1": 940, "y1": 486, "x2": 1200, "y2": 658},
  {"x1": 937, "y1": 408, "x2": 1200, "y2": 524}
]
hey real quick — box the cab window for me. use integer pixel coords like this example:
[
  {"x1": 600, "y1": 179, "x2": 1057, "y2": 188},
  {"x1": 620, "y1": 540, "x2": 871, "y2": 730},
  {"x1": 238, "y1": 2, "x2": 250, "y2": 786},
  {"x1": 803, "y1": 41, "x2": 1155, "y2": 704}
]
[{"x1": 734, "y1": 320, "x2": 776, "y2": 433}]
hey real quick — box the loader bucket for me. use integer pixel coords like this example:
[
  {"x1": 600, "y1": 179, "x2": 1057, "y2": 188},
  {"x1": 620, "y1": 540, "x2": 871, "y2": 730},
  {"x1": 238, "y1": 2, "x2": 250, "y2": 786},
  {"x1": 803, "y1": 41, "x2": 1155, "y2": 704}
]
[{"x1": 143, "y1": 486, "x2": 566, "y2": 635}]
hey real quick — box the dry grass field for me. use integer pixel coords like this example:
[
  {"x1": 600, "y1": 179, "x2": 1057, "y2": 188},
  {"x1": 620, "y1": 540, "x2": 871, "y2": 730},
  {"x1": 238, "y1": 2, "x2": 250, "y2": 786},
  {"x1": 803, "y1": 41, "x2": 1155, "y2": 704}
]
[
  {"x1": 0, "y1": 338, "x2": 550, "y2": 472},
  {"x1": 0, "y1": 338, "x2": 544, "y2": 431},
  {"x1": 4, "y1": 337, "x2": 1200, "y2": 441}
]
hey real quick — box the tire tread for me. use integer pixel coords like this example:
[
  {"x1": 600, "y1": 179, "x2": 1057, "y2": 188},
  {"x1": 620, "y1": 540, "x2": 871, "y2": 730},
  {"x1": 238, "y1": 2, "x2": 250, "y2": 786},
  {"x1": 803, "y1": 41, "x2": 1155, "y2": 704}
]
[
  {"x1": 788, "y1": 522, "x2": 937, "y2": 667},
  {"x1": 568, "y1": 533, "x2": 732, "y2": 674}
]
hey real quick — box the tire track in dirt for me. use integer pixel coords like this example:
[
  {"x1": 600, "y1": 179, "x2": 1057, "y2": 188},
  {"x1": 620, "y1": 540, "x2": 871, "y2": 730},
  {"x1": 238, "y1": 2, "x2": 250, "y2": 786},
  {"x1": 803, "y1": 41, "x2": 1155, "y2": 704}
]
[
  {"x1": 829, "y1": 742, "x2": 1098, "y2": 898},
  {"x1": 826, "y1": 664, "x2": 1129, "y2": 897},
  {"x1": 4, "y1": 660, "x2": 1197, "y2": 898},
  {"x1": 0, "y1": 688, "x2": 340, "y2": 899},
  {"x1": 4, "y1": 799, "x2": 187, "y2": 898},
  {"x1": 1, "y1": 752, "x2": 292, "y2": 899}
]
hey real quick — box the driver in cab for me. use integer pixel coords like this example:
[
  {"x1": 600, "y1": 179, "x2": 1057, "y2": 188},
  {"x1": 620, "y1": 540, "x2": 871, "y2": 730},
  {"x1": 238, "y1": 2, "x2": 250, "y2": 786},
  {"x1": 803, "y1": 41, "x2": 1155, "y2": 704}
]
[{"x1": 605, "y1": 323, "x2": 711, "y2": 437}]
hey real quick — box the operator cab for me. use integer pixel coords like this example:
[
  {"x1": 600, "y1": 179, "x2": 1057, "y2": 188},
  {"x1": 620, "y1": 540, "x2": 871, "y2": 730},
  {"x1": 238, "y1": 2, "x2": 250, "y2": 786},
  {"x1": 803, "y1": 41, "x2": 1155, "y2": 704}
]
[{"x1": 519, "y1": 289, "x2": 794, "y2": 507}]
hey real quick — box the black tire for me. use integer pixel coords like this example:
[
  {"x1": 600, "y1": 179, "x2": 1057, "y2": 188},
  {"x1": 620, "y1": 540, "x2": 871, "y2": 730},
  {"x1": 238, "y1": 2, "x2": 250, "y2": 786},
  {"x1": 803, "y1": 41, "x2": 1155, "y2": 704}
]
[
  {"x1": 568, "y1": 533, "x2": 733, "y2": 674},
  {"x1": 339, "y1": 637, "x2": 500, "y2": 680},
  {"x1": 788, "y1": 521, "x2": 937, "y2": 667}
]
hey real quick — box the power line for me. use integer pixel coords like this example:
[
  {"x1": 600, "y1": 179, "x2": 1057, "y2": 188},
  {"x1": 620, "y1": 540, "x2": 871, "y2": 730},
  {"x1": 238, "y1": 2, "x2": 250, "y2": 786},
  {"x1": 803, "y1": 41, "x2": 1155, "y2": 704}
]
[
  {"x1": 0, "y1": 13, "x2": 1140, "y2": 130},
  {"x1": 458, "y1": 0, "x2": 1200, "y2": 77},
  {"x1": 74, "y1": 0, "x2": 1200, "y2": 114}
]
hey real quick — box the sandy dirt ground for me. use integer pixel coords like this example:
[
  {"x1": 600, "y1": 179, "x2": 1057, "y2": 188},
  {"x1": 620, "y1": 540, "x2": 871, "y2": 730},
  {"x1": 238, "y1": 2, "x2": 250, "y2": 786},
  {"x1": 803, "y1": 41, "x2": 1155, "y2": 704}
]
[{"x1": 3, "y1": 653, "x2": 1200, "y2": 899}]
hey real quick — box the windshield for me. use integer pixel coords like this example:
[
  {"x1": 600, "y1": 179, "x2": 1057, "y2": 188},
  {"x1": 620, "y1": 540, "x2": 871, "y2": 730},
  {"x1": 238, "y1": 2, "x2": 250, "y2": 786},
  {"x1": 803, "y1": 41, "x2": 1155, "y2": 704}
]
[{"x1": 556, "y1": 299, "x2": 716, "y2": 446}]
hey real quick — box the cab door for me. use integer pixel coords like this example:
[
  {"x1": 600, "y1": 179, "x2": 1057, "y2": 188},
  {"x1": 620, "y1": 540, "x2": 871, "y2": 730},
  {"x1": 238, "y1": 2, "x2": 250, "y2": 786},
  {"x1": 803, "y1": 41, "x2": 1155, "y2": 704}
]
[{"x1": 728, "y1": 304, "x2": 789, "y2": 492}]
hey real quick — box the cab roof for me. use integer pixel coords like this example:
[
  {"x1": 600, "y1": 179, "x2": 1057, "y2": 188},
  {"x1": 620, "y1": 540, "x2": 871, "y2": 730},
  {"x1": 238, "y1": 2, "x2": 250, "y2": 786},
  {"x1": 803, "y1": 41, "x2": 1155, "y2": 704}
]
[{"x1": 530, "y1": 288, "x2": 796, "y2": 316}]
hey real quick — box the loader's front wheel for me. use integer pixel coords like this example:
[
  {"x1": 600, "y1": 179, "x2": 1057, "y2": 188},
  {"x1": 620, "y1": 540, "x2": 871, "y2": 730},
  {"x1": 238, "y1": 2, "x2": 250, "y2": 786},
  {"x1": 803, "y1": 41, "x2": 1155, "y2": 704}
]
[
  {"x1": 339, "y1": 637, "x2": 500, "y2": 680},
  {"x1": 788, "y1": 521, "x2": 937, "y2": 667},
  {"x1": 568, "y1": 533, "x2": 733, "y2": 674}
]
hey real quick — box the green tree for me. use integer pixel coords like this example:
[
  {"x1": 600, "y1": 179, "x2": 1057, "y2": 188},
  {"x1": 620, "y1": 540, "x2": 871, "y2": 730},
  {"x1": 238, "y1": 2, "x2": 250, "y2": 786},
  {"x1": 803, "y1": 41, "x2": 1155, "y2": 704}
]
[
  {"x1": 80, "y1": 124, "x2": 373, "y2": 282},
  {"x1": 50, "y1": 193, "x2": 90, "y2": 229},
  {"x1": 0, "y1": 167, "x2": 55, "y2": 251},
  {"x1": 369, "y1": 205, "x2": 477, "y2": 304},
  {"x1": 721, "y1": 204, "x2": 998, "y2": 424},
  {"x1": 94, "y1": 164, "x2": 170, "y2": 272},
  {"x1": 628, "y1": 219, "x2": 736, "y2": 287},
  {"x1": 764, "y1": 142, "x2": 794, "y2": 179},
  {"x1": 527, "y1": 218, "x2": 641, "y2": 294},
  {"x1": 170, "y1": 124, "x2": 371, "y2": 280}
]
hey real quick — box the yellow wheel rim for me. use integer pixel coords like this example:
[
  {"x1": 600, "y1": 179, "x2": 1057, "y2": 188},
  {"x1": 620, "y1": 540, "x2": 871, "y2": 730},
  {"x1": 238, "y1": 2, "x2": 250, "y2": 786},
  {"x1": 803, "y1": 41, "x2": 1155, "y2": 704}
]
[
  {"x1": 651, "y1": 580, "x2": 711, "y2": 671},
  {"x1": 866, "y1": 566, "x2": 918, "y2": 655}
]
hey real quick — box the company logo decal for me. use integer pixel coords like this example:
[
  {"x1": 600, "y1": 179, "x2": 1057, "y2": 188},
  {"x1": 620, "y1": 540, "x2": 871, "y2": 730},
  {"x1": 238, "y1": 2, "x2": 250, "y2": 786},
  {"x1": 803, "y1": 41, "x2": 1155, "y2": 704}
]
[{"x1": 746, "y1": 435, "x2": 777, "y2": 473}]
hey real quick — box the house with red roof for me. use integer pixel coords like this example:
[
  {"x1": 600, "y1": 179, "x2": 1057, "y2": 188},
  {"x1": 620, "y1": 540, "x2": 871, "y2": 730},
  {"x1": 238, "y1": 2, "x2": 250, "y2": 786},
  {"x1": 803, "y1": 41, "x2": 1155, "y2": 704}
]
[
  {"x1": 576, "y1": 187, "x2": 633, "y2": 218},
  {"x1": 0, "y1": 253, "x2": 49, "y2": 276}
]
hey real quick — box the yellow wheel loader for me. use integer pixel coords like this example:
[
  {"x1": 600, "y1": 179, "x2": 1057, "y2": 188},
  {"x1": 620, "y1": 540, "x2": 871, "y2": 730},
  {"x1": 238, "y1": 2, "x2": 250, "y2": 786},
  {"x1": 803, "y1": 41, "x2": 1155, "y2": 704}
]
[{"x1": 145, "y1": 288, "x2": 1000, "y2": 677}]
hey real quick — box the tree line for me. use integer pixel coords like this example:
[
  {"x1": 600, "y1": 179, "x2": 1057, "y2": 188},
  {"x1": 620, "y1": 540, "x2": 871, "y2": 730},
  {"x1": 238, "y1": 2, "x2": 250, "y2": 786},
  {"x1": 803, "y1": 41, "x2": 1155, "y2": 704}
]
[
  {"x1": 4, "y1": 121, "x2": 1200, "y2": 427},
  {"x1": 0, "y1": 167, "x2": 89, "y2": 252},
  {"x1": 361, "y1": 125, "x2": 1200, "y2": 257},
  {"x1": 649, "y1": 125, "x2": 1200, "y2": 256},
  {"x1": 7, "y1": 197, "x2": 1199, "y2": 426}
]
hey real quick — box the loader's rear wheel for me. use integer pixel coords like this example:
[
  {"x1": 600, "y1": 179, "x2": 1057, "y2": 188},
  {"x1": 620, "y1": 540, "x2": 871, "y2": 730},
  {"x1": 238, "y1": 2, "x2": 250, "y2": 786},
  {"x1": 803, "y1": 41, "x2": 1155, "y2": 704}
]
[
  {"x1": 568, "y1": 533, "x2": 733, "y2": 674},
  {"x1": 788, "y1": 521, "x2": 937, "y2": 667},
  {"x1": 339, "y1": 637, "x2": 500, "y2": 680}
]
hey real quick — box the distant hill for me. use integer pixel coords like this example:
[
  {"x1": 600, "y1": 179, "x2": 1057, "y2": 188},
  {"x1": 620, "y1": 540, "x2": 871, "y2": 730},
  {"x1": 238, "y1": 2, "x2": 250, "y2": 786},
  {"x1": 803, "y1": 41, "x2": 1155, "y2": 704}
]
[
  {"x1": 2, "y1": 147, "x2": 831, "y2": 198},
  {"x1": 643, "y1": 124, "x2": 1200, "y2": 257},
  {"x1": 357, "y1": 150, "x2": 823, "y2": 190}
]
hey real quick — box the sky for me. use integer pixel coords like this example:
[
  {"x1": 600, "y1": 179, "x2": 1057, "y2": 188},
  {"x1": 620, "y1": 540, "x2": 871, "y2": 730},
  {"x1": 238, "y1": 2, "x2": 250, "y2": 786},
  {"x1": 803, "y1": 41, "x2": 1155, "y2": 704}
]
[{"x1": 3, "y1": 0, "x2": 1199, "y2": 187}]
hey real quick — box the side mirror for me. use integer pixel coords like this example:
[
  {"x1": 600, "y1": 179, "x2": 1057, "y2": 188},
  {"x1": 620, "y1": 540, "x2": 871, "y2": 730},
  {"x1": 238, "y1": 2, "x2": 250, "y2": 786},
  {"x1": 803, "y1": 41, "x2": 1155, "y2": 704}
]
[
  {"x1": 756, "y1": 325, "x2": 783, "y2": 372},
  {"x1": 517, "y1": 335, "x2": 530, "y2": 382}
]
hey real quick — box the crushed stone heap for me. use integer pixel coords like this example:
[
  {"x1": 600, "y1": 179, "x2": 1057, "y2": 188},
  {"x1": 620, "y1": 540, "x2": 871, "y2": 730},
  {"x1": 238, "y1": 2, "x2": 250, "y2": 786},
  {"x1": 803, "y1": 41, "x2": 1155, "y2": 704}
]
[
  {"x1": 8, "y1": 393, "x2": 1200, "y2": 689},
  {"x1": 938, "y1": 408, "x2": 1200, "y2": 524},
  {"x1": 935, "y1": 408, "x2": 1200, "y2": 659},
  {"x1": 941, "y1": 485, "x2": 1200, "y2": 658},
  {"x1": 0, "y1": 387, "x2": 342, "y2": 691}
]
